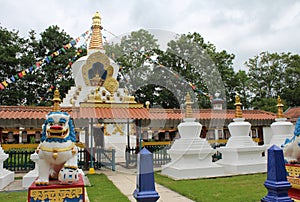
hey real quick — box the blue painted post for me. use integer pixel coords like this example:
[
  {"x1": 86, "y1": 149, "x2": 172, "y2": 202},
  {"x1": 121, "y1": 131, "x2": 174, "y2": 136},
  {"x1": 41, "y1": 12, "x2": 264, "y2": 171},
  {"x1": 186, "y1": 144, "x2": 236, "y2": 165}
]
[
  {"x1": 133, "y1": 148, "x2": 160, "y2": 202},
  {"x1": 261, "y1": 145, "x2": 292, "y2": 202}
]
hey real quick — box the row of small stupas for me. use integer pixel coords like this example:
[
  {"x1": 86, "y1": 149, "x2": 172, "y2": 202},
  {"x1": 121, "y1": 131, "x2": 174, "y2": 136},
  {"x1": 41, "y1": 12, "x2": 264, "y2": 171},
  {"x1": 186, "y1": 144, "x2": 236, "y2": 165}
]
[{"x1": 0, "y1": 12, "x2": 297, "y2": 146}]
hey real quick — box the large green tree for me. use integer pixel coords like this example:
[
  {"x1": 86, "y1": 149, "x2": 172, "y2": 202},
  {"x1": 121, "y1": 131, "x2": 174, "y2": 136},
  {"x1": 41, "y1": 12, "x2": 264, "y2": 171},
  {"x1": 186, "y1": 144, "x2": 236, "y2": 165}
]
[
  {"x1": 105, "y1": 31, "x2": 236, "y2": 109},
  {"x1": 0, "y1": 25, "x2": 82, "y2": 106},
  {"x1": 159, "y1": 32, "x2": 236, "y2": 108},
  {"x1": 245, "y1": 51, "x2": 300, "y2": 110},
  {"x1": 0, "y1": 26, "x2": 29, "y2": 105}
]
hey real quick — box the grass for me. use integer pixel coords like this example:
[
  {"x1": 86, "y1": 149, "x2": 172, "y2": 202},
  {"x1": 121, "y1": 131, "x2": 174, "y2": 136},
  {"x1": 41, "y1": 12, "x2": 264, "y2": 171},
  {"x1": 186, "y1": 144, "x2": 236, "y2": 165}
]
[
  {"x1": 0, "y1": 172, "x2": 268, "y2": 202},
  {"x1": 155, "y1": 172, "x2": 268, "y2": 202},
  {"x1": 86, "y1": 174, "x2": 130, "y2": 202},
  {"x1": 0, "y1": 191, "x2": 27, "y2": 202},
  {"x1": 0, "y1": 174, "x2": 129, "y2": 202}
]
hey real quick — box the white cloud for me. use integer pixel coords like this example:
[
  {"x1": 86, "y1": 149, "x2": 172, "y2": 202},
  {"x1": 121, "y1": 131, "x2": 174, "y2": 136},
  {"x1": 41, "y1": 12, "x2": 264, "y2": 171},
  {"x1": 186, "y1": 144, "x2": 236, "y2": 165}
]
[{"x1": 0, "y1": 0, "x2": 299, "y2": 71}]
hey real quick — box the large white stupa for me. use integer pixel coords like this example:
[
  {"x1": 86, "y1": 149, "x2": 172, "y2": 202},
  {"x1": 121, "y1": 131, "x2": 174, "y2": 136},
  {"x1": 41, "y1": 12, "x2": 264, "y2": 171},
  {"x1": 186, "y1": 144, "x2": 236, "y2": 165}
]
[{"x1": 61, "y1": 12, "x2": 140, "y2": 159}]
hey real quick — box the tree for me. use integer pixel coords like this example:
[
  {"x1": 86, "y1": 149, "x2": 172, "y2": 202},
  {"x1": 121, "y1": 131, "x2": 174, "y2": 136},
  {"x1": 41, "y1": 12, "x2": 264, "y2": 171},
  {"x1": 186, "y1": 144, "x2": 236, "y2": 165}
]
[
  {"x1": 234, "y1": 70, "x2": 251, "y2": 109},
  {"x1": 0, "y1": 26, "x2": 28, "y2": 105},
  {"x1": 104, "y1": 31, "x2": 236, "y2": 109},
  {"x1": 245, "y1": 51, "x2": 300, "y2": 109},
  {"x1": 0, "y1": 25, "x2": 82, "y2": 106},
  {"x1": 157, "y1": 32, "x2": 236, "y2": 108},
  {"x1": 282, "y1": 53, "x2": 300, "y2": 106}
]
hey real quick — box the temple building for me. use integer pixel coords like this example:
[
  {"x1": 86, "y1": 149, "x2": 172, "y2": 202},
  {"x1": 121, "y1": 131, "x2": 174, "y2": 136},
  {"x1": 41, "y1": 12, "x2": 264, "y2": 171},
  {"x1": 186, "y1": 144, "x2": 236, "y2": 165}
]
[{"x1": 0, "y1": 12, "x2": 284, "y2": 159}]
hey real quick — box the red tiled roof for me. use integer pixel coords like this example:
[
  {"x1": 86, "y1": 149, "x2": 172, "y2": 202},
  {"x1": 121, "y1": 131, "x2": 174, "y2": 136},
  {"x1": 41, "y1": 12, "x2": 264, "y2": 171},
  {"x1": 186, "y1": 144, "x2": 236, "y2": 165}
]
[
  {"x1": 0, "y1": 106, "x2": 277, "y2": 121},
  {"x1": 285, "y1": 107, "x2": 300, "y2": 122}
]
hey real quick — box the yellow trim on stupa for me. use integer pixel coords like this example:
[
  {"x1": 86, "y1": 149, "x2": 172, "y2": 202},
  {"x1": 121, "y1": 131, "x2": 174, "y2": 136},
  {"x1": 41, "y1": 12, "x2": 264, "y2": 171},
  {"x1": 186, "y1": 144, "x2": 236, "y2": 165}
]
[
  {"x1": 53, "y1": 88, "x2": 61, "y2": 112},
  {"x1": 234, "y1": 95, "x2": 243, "y2": 118},
  {"x1": 185, "y1": 93, "x2": 193, "y2": 118},
  {"x1": 89, "y1": 11, "x2": 103, "y2": 50},
  {"x1": 276, "y1": 96, "x2": 284, "y2": 118}
]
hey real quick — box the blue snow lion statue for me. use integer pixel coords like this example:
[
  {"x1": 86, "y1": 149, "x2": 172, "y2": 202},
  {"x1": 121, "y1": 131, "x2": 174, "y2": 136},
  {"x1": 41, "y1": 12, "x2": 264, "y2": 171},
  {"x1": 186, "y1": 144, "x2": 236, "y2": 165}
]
[
  {"x1": 35, "y1": 111, "x2": 79, "y2": 185},
  {"x1": 282, "y1": 117, "x2": 300, "y2": 163}
]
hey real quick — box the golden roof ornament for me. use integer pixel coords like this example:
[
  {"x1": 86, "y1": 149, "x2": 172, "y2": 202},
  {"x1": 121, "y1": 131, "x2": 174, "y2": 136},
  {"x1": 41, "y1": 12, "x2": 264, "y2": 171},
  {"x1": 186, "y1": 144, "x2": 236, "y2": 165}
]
[
  {"x1": 185, "y1": 93, "x2": 193, "y2": 118},
  {"x1": 234, "y1": 95, "x2": 243, "y2": 118},
  {"x1": 89, "y1": 12, "x2": 104, "y2": 51},
  {"x1": 52, "y1": 88, "x2": 61, "y2": 111},
  {"x1": 277, "y1": 96, "x2": 284, "y2": 118}
]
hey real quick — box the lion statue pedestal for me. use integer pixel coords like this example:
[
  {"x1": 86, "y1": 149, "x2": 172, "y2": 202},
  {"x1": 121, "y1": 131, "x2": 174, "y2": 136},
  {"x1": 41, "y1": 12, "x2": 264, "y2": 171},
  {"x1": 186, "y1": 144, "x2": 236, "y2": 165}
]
[
  {"x1": 282, "y1": 117, "x2": 300, "y2": 200},
  {"x1": 28, "y1": 111, "x2": 85, "y2": 202}
]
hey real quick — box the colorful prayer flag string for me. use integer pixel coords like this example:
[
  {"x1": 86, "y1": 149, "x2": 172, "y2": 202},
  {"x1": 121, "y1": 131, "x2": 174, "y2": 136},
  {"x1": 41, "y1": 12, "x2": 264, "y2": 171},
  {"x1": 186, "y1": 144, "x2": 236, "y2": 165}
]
[{"x1": 0, "y1": 29, "x2": 91, "y2": 91}]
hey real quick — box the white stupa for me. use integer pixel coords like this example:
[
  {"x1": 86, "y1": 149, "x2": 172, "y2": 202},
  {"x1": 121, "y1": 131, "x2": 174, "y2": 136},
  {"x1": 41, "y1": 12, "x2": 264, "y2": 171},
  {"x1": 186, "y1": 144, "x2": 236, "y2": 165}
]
[
  {"x1": 161, "y1": 93, "x2": 225, "y2": 179},
  {"x1": 60, "y1": 12, "x2": 141, "y2": 159},
  {"x1": 0, "y1": 146, "x2": 14, "y2": 189},
  {"x1": 217, "y1": 95, "x2": 266, "y2": 175},
  {"x1": 268, "y1": 96, "x2": 293, "y2": 148}
]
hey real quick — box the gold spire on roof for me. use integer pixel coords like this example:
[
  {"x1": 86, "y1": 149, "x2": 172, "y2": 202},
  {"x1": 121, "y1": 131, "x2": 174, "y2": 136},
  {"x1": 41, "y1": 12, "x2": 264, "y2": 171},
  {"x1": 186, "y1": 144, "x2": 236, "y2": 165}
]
[
  {"x1": 52, "y1": 88, "x2": 61, "y2": 111},
  {"x1": 234, "y1": 95, "x2": 243, "y2": 118},
  {"x1": 277, "y1": 96, "x2": 284, "y2": 118},
  {"x1": 185, "y1": 93, "x2": 193, "y2": 118},
  {"x1": 89, "y1": 12, "x2": 103, "y2": 51}
]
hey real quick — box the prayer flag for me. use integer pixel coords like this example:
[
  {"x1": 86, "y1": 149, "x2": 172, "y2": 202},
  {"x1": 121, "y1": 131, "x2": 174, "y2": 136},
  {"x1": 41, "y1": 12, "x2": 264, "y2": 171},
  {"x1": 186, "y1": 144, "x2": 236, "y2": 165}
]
[{"x1": 2, "y1": 81, "x2": 8, "y2": 87}]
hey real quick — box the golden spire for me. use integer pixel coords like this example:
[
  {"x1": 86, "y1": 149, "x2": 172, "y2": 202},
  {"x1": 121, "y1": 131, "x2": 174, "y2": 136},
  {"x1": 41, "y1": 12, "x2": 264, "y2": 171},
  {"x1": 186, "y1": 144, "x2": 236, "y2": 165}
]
[
  {"x1": 52, "y1": 88, "x2": 61, "y2": 111},
  {"x1": 234, "y1": 95, "x2": 243, "y2": 118},
  {"x1": 185, "y1": 93, "x2": 193, "y2": 118},
  {"x1": 89, "y1": 12, "x2": 103, "y2": 51},
  {"x1": 277, "y1": 96, "x2": 284, "y2": 118}
]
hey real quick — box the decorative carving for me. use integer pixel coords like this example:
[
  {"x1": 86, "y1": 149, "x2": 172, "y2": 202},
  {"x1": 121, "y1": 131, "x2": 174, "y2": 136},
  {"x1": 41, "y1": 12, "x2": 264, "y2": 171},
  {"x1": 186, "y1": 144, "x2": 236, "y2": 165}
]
[
  {"x1": 82, "y1": 52, "x2": 110, "y2": 86},
  {"x1": 104, "y1": 65, "x2": 119, "y2": 100},
  {"x1": 30, "y1": 187, "x2": 83, "y2": 202}
]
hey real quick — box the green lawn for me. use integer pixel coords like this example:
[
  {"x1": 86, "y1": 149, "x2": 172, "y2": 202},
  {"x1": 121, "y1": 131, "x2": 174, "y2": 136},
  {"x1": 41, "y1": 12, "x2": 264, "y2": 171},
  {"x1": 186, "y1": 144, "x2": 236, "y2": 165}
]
[
  {"x1": 0, "y1": 174, "x2": 129, "y2": 202},
  {"x1": 0, "y1": 173, "x2": 268, "y2": 202},
  {"x1": 0, "y1": 191, "x2": 27, "y2": 202},
  {"x1": 155, "y1": 172, "x2": 268, "y2": 202},
  {"x1": 86, "y1": 174, "x2": 130, "y2": 202}
]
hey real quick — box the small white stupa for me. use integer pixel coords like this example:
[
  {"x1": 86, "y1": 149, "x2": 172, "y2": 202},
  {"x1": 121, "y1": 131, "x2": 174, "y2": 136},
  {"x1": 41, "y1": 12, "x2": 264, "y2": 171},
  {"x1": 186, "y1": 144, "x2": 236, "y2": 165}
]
[
  {"x1": 268, "y1": 96, "x2": 293, "y2": 148},
  {"x1": 161, "y1": 93, "x2": 224, "y2": 179},
  {"x1": 217, "y1": 95, "x2": 266, "y2": 175},
  {"x1": 0, "y1": 145, "x2": 14, "y2": 189}
]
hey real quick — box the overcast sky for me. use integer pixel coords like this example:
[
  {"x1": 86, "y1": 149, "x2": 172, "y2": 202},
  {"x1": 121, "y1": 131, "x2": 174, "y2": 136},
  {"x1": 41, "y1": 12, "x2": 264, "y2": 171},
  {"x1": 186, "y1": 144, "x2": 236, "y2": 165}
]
[{"x1": 1, "y1": 0, "x2": 300, "y2": 71}]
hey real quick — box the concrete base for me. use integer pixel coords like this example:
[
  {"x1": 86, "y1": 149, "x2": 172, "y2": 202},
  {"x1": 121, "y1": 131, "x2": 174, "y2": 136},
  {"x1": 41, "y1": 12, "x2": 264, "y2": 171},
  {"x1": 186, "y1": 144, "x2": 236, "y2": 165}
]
[
  {"x1": 162, "y1": 163, "x2": 225, "y2": 180},
  {"x1": 22, "y1": 170, "x2": 38, "y2": 189},
  {"x1": 217, "y1": 146, "x2": 267, "y2": 175},
  {"x1": 0, "y1": 169, "x2": 14, "y2": 189}
]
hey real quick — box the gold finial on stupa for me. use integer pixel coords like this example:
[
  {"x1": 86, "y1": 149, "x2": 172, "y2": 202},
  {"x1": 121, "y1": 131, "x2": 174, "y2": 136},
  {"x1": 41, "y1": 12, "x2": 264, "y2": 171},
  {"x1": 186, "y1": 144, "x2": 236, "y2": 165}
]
[
  {"x1": 185, "y1": 93, "x2": 193, "y2": 118},
  {"x1": 89, "y1": 12, "x2": 103, "y2": 51},
  {"x1": 277, "y1": 96, "x2": 284, "y2": 118},
  {"x1": 52, "y1": 88, "x2": 61, "y2": 111},
  {"x1": 234, "y1": 95, "x2": 243, "y2": 118}
]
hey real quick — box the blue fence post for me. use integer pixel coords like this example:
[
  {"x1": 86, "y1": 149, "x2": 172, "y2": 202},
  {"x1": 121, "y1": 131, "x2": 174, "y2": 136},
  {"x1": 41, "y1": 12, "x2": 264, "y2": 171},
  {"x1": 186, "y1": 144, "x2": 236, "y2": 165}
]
[
  {"x1": 112, "y1": 149, "x2": 116, "y2": 171},
  {"x1": 133, "y1": 148, "x2": 160, "y2": 202},
  {"x1": 261, "y1": 145, "x2": 292, "y2": 202}
]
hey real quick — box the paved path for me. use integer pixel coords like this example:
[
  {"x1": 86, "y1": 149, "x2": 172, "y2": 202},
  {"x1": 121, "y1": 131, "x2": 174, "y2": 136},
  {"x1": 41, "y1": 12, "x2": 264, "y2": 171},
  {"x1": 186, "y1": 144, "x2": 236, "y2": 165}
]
[{"x1": 101, "y1": 169, "x2": 194, "y2": 202}]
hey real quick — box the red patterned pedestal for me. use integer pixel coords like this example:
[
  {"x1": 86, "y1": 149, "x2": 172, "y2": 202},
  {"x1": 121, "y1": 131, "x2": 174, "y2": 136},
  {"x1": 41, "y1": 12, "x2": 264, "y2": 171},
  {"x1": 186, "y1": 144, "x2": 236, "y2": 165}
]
[
  {"x1": 286, "y1": 164, "x2": 300, "y2": 200},
  {"x1": 28, "y1": 174, "x2": 85, "y2": 202}
]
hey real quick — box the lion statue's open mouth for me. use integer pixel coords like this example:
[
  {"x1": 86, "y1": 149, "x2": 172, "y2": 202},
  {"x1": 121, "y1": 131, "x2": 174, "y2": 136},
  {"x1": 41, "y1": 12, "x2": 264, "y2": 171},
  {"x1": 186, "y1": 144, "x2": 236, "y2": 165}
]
[{"x1": 47, "y1": 125, "x2": 69, "y2": 139}]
